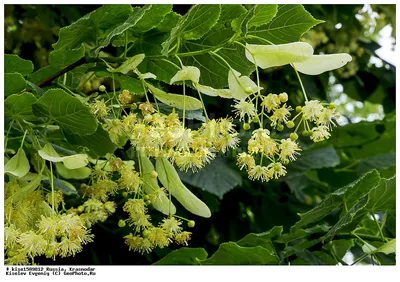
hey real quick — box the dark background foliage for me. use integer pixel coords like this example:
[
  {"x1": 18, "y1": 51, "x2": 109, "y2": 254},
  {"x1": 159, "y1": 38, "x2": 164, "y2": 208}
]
[{"x1": 4, "y1": 4, "x2": 395, "y2": 265}]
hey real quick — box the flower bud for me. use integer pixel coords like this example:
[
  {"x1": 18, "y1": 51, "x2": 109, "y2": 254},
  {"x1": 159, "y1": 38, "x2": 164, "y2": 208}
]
[
  {"x1": 286, "y1": 120, "x2": 295, "y2": 128},
  {"x1": 77, "y1": 206, "x2": 85, "y2": 213},
  {"x1": 143, "y1": 195, "x2": 150, "y2": 201},
  {"x1": 188, "y1": 220, "x2": 195, "y2": 228},
  {"x1": 145, "y1": 200, "x2": 152, "y2": 206},
  {"x1": 243, "y1": 123, "x2": 251, "y2": 130},
  {"x1": 276, "y1": 124, "x2": 284, "y2": 131},
  {"x1": 279, "y1": 92, "x2": 288, "y2": 103},
  {"x1": 99, "y1": 85, "x2": 106, "y2": 92},
  {"x1": 328, "y1": 103, "x2": 336, "y2": 109},
  {"x1": 131, "y1": 103, "x2": 138, "y2": 110},
  {"x1": 296, "y1": 106, "x2": 302, "y2": 113},
  {"x1": 122, "y1": 192, "x2": 128, "y2": 198},
  {"x1": 118, "y1": 219, "x2": 126, "y2": 228},
  {"x1": 151, "y1": 171, "x2": 158, "y2": 178},
  {"x1": 252, "y1": 116, "x2": 259, "y2": 123},
  {"x1": 290, "y1": 132, "x2": 298, "y2": 141}
]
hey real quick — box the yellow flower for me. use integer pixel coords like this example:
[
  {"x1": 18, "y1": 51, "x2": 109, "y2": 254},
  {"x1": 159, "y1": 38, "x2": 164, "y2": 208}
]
[
  {"x1": 270, "y1": 104, "x2": 292, "y2": 126},
  {"x1": 261, "y1": 94, "x2": 281, "y2": 112},
  {"x1": 237, "y1": 152, "x2": 256, "y2": 170},
  {"x1": 279, "y1": 138, "x2": 301, "y2": 161},
  {"x1": 310, "y1": 125, "x2": 331, "y2": 142},
  {"x1": 174, "y1": 231, "x2": 192, "y2": 246},
  {"x1": 302, "y1": 100, "x2": 324, "y2": 121},
  {"x1": 248, "y1": 165, "x2": 269, "y2": 182},
  {"x1": 233, "y1": 99, "x2": 257, "y2": 121},
  {"x1": 266, "y1": 162, "x2": 287, "y2": 179}
]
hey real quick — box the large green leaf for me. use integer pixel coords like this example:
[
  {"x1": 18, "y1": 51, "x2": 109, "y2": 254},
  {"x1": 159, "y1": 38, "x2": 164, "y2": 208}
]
[
  {"x1": 323, "y1": 239, "x2": 355, "y2": 260},
  {"x1": 213, "y1": 4, "x2": 247, "y2": 30},
  {"x1": 248, "y1": 5, "x2": 279, "y2": 28},
  {"x1": 292, "y1": 170, "x2": 381, "y2": 229},
  {"x1": 365, "y1": 175, "x2": 396, "y2": 212},
  {"x1": 5, "y1": 73, "x2": 27, "y2": 96},
  {"x1": 236, "y1": 226, "x2": 283, "y2": 247},
  {"x1": 64, "y1": 125, "x2": 117, "y2": 157},
  {"x1": 153, "y1": 248, "x2": 208, "y2": 265},
  {"x1": 53, "y1": 5, "x2": 133, "y2": 51},
  {"x1": 178, "y1": 157, "x2": 242, "y2": 199},
  {"x1": 5, "y1": 93, "x2": 37, "y2": 120},
  {"x1": 130, "y1": 4, "x2": 172, "y2": 33},
  {"x1": 91, "y1": 5, "x2": 151, "y2": 56},
  {"x1": 247, "y1": 4, "x2": 323, "y2": 44},
  {"x1": 181, "y1": 28, "x2": 255, "y2": 88},
  {"x1": 161, "y1": 5, "x2": 222, "y2": 55},
  {"x1": 4, "y1": 54, "x2": 34, "y2": 75},
  {"x1": 48, "y1": 44, "x2": 85, "y2": 67},
  {"x1": 52, "y1": 15, "x2": 93, "y2": 50},
  {"x1": 32, "y1": 89, "x2": 97, "y2": 135},
  {"x1": 200, "y1": 242, "x2": 280, "y2": 265}
]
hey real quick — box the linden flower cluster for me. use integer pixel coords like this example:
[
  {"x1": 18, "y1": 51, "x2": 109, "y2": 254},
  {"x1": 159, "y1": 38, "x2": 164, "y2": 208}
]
[
  {"x1": 122, "y1": 199, "x2": 192, "y2": 254},
  {"x1": 234, "y1": 92, "x2": 339, "y2": 182},
  {"x1": 105, "y1": 102, "x2": 239, "y2": 172}
]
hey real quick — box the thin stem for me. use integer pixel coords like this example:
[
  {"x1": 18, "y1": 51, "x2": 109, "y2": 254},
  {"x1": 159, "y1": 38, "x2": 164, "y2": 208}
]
[
  {"x1": 49, "y1": 162, "x2": 56, "y2": 214},
  {"x1": 196, "y1": 87, "x2": 209, "y2": 120},
  {"x1": 371, "y1": 212, "x2": 387, "y2": 242},
  {"x1": 20, "y1": 130, "x2": 28, "y2": 149},
  {"x1": 291, "y1": 64, "x2": 308, "y2": 102},
  {"x1": 4, "y1": 120, "x2": 14, "y2": 150}
]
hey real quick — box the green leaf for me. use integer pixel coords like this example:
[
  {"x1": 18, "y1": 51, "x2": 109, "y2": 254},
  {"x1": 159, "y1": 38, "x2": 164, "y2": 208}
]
[
  {"x1": 327, "y1": 239, "x2": 355, "y2": 260},
  {"x1": 130, "y1": 4, "x2": 173, "y2": 33},
  {"x1": 55, "y1": 163, "x2": 91, "y2": 180},
  {"x1": 37, "y1": 143, "x2": 89, "y2": 169},
  {"x1": 89, "y1": 4, "x2": 133, "y2": 31},
  {"x1": 64, "y1": 125, "x2": 117, "y2": 158},
  {"x1": 53, "y1": 15, "x2": 94, "y2": 50},
  {"x1": 156, "y1": 103, "x2": 206, "y2": 122},
  {"x1": 294, "y1": 250, "x2": 326, "y2": 265},
  {"x1": 154, "y1": 248, "x2": 208, "y2": 265},
  {"x1": 362, "y1": 239, "x2": 396, "y2": 255},
  {"x1": 161, "y1": 4, "x2": 222, "y2": 55},
  {"x1": 248, "y1": 5, "x2": 279, "y2": 28},
  {"x1": 293, "y1": 53, "x2": 353, "y2": 75},
  {"x1": 5, "y1": 54, "x2": 34, "y2": 75},
  {"x1": 365, "y1": 175, "x2": 396, "y2": 212},
  {"x1": 91, "y1": 5, "x2": 151, "y2": 56},
  {"x1": 178, "y1": 157, "x2": 242, "y2": 199},
  {"x1": 53, "y1": 5, "x2": 133, "y2": 51},
  {"x1": 181, "y1": 28, "x2": 255, "y2": 88},
  {"x1": 231, "y1": 5, "x2": 256, "y2": 35},
  {"x1": 357, "y1": 152, "x2": 396, "y2": 174},
  {"x1": 248, "y1": 4, "x2": 323, "y2": 44},
  {"x1": 140, "y1": 58, "x2": 180, "y2": 84},
  {"x1": 32, "y1": 89, "x2": 97, "y2": 135},
  {"x1": 5, "y1": 73, "x2": 27, "y2": 96},
  {"x1": 322, "y1": 196, "x2": 369, "y2": 241},
  {"x1": 95, "y1": 70, "x2": 144, "y2": 94},
  {"x1": 42, "y1": 178, "x2": 78, "y2": 195},
  {"x1": 5, "y1": 93, "x2": 38, "y2": 120},
  {"x1": 292, "y1": 170, "x2": 381, "y2": 230},
  {"x1": 146, "y1": 84, "x2": 203, "y2": 110},
  {"x1": 4, "y1": 148, "x2": 30, "y2": 178},
  {"x1": 236, "y1": 226, "x2": 283, "y2": 247},
  {"x1": 200, "y1": 242, "x2": 280, "y2": 265},
  {"x1": 28, "y1": 65, "x2": 62, "y2": 84},
  {"x1": 245, "y1": 42, "x2": 314, "y2": 69},
  {"x1": 214, "y1": 4, "x2": 247, "y2": 30},
  {"x1": 48, "y1": 44, "x2": 85, "y2": 67}
]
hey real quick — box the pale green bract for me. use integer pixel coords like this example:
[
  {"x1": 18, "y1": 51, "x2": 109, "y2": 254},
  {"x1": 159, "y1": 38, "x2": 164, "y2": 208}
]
[
  {"x1": 228, "y1": 69, "x2": 262, "y2": 100},
  {"x1": 293, "y1": 53, "x2": 352, "y2": 75},
  {"x1": 245, "y1": 42, "x2": 314, "y2": 69},
  {"x1": 107, "y1": 53, "x2": 145, "y2": 74},
  {"x1": 38, "y1": 143, "x2": 89, "y2": 169},
  {"x1": 147, "y1": 83, "x2": 203, "y2": 110},
  {"x1": 4, "y1": 148, "x2": 30, "y2": 178},
  {"x1": 55, "y1": 163, "x2": 92, "y2": 179},
  {"x1": 138, "y1": 150, "x2": 176, "y2": 216},
  {"x1": 362, "y1": 239, "x2": 396, "y2": 255},
  {"x1": 155, "y1": 158, "x2": 211, "y2": 218},
  {"x1": 170, "y1": 66, "x2": 200, "y2": 84},
  {"x1": 195, "y1": 83, "x2": 232, "y2": 99}
]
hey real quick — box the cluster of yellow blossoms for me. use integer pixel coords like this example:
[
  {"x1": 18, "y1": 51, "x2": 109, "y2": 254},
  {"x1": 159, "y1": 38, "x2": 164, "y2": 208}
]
[{"x1": 235, "y1": 92, "x2": 339, "y2": 182}]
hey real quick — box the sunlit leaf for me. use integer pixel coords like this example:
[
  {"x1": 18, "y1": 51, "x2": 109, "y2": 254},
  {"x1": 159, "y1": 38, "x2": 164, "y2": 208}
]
[
  {"x1": 4, "y1": 148, "x2": 30, "y2": 178},
  {"x1": 293, "y1": 53, "x2": 352, "y2": 75}
]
